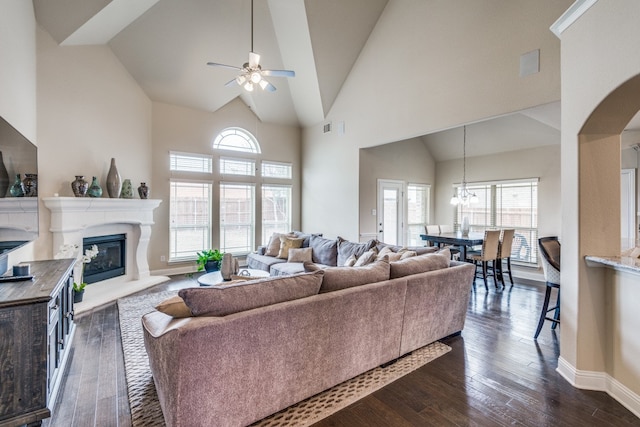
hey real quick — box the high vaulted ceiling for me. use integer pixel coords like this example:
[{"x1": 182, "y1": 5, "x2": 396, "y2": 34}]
[{"x1": 33, "y1": 0, "x2": 389, "y2": 127}]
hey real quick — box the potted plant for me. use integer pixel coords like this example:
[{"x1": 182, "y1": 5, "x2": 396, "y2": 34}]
[
  {"x1": 196, "y1": 249, "x2": 224, "y2": 272},
  {"x1": 56, "y1": 243, "x2": 99, "y2": 303}
]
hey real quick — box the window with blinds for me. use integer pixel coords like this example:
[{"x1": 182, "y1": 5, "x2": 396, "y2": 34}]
[
  {"x1": 169, "y1": 181, "x2": 212, "y2": 261},
  {"x1": 220, "y1": 157, "x2": 256, "y2": 176},
  {"x1": 261, "y1": 185, "x2": 292, "y2": 245},
  {"x1": 262, "y1": 161, "x2": 292, "y2": 179},
  {"x1": 455, "y1": 179, "x2": 538, "y2": 264},
  {"x1": 170, "y1": 151, "x2": 212, "y2": 173},
  {"x1": 220, "y1": 183, "x2": 255, "y2": 254},
  {"x1": 406, "y1": 184, "x2": 430, "y2": 246}
]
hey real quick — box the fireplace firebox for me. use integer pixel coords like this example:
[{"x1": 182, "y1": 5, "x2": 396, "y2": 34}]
[{"x1": 83, "y1": 234, "x2": 126, "y2": 284}]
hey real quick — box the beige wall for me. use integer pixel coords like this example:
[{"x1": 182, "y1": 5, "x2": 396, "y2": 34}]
[
  {"x1": 150, "y1": 100, "x2": 301, "y2": 273},
  {"x1": 302, "y1": 0, "x2": 572, "y2": 239},
  {"x1": 36, "y1": 26, "x2": 153, "y2": 259},
  {"x1": 560, "y1": 0, "x2": 640, "y2": 414},
  {"x1": 0, "y1": 1, "x2": 37, "y2": 266},
  {"x1": 359, "y1": 138, "x2": 436, "y2": 241},
  {"x1": 435, "y1": 145, "x2": 561, "y2": 238}
]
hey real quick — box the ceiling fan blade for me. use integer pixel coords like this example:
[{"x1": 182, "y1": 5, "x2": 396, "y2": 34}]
[
  {"x1": 249, "y1": 51, "x2": 261, "y2": 68},
  {"x1": 224, "y1": 78, "x2": 239, "y2": 87},
  {"x1": 260, "y1": 79, "x2": 277, "y2": 92},
  {"x1": 206, "y1": 62, "x2": 243, "y2": 71},
  {"x1": 262, "y1": 69, "x2": 295, "y2": 78}
]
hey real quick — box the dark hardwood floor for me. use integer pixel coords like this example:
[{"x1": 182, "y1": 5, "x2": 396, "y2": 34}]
[{"x1": 44, "y1": 274, "x2": 640, "y2": 427}]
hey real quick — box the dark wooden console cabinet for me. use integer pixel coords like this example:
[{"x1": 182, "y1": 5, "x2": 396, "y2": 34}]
[{"x1": 0, "y1": 259, "x2": 76, "y2": 427}]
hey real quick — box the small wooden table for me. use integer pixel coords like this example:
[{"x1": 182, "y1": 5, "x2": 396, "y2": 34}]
[
  {"x1": 420, "y1": 231, "x2": 485, "y2": 261},
  {"x1": 197, "y1": 268, "x2": 270, "y2": 286}
]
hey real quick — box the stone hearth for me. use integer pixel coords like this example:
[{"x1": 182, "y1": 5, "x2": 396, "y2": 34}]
[{"x1": 43, "y1": 197, "x2": 167, "y2": 314}]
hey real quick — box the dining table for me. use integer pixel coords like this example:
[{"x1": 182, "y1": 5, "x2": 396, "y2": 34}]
[{"x1": 420, "y1": 231, "x2": 485, "y2": 261}]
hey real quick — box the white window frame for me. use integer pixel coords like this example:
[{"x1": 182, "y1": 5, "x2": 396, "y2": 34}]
[
  {"x1": 219, "y1": 182, "x2": 256, "y2": 255},
  {"x1": 406, "y1": 183, "x2": 430, "y2": 247},
  {"x1": 219, "y1": 156, "x2": 256, "y2": 176},
  {"x1": 168, "y1": 179, "x2": 213, "y2": 262},
  {"x1": 212, "y1": 127, "x2": 261, "y2": 153},
  {"x1": 262, "y1": 161, "x2": 292, "y2": 179},
  {"x1": 261, "y1": 184, "x2": 292, "y2": 245}
]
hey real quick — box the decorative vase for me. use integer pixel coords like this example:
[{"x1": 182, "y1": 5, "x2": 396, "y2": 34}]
[
  {"x1": 23, "y1": 173, "x2": 37, "y2": 197},
  {"x1": 221, "y1": 253, "x2": 234, "y2": 281},
  {"x1": 0, "y1": 151, "x2": 9, "y2": 198},
  {"x1": 461, "y1": 216, "x2": 470, "y2": 236},
  {"x1": 71, "y1": 175, "x2": 89, "y2": 197},
  {"x1": 10, "y1": 174, "x2": 24, "y2": 197},
  {"x1": 106, "y1": 158, "x2": 121, "y2": 198},
  {"x1": 87, "y1": 176, "x2": 103, "y2": 198},
  {"x1": 120, "y1": 179, "x2": 133, "y2": 199},
  {"x1": 137, "y1": 182, "x2": 149, "y2": 199}
]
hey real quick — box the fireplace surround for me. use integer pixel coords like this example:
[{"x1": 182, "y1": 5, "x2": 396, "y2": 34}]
[{"x1": 43, "y1": 197, "x2": 166, "y2": 313}]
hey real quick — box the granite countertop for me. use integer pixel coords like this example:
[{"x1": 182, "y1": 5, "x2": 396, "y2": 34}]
[{"x1": 585, "y1": 255, "x2": 640, "y2": 275}]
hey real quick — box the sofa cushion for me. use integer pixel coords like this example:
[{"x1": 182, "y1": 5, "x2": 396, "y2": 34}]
[
  {"x1": 376, "y1": 241, "x2": 438, "y2": 256},
  {"x1": 389, "y1": 251, "x2": 450, "y2": 279},
  {"x1": 304, "y1": 258, "x2": 390, "y2": 293},
  {"x1": 336, "y1": 237, "x2": 376, "y2": 266},
  {"x1": 265, "y1": 232, "x2": 294, "y2": 256},
  {"x1": 277, "y1": 236, "x2": 304, "y2": 259},
  {"x1": 179, "y1": 270, "x2": 324, "y2": 317},
  {"x1": 288, "y1": 247, "x2": 313, "y2": 263},
  {"x1": 246, "y1": 253, "x2": 287, "y2": 271},
  {"x1": 310, "y1": 235, "x2": 338, "y2": 266},
  {"x1": 354, "y1": 249, "x2": 377, "y2": 267},
  {"x1": 291, "y1": 231, "x2": 321, "y2": 248},
  {"x1": 155, "y1": 295, "x2": 192, "y2": 318}
]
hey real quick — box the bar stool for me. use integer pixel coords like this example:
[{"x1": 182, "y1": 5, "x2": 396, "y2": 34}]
[{"x1": 535, "y1": 236, "x2": 561, "y2": 339}]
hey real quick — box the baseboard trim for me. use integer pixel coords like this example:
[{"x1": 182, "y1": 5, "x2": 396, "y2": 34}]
[{"x1": 557, "y1": 356, "x2": 640, "y2": 418}]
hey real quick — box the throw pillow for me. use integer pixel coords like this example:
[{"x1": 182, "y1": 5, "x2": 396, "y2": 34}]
[
  {"x1": 288, "y1": 247, "x2": 313, "y2": 263},
  {"x1": 343, "y1": 254, "x2": 357, "y2": 267},
  {"x1": 319, "y1": 258, "x2": 390, "y2": 293},
  {"x1": 291, "y1": 231, "x2": 322, "y2": 248},
  {"x1": 277, "y1": 236, "x2": 304, "y2": 259},
  {"x1": 336, "y1": 237, "x2": 376, "y2": 266},
  {"x1": 437, "y1": 247, "x2": 451, "y2": 260},
  {"x1": 376, "y1": 246, "x2": 402, "y2": 262},
  {"x1": 400, "y1": 250, "x2": 417, "y2": 259},
  {"x1": 309, "y1": 235, "x2": 338, "y2": 266},
  {"x1": 265, "y1": 232, "x2": 293, "y2": 257},
  {"x1": 389, "y1": 252, "x2": 450, "y2": 279},
  {"x1": 179, "y1": 270, "x2": 324, "y2": 317},
  {"x1": 155, "y1": 295, "x2": 192, "y2": 318},
  {"x1": 354, "y1": 249, "x2": 377, "y2": 267}
]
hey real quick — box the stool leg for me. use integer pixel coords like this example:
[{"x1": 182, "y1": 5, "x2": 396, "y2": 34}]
[
  {"x1": 534, "y1": 283, "x2": 553, "y2": 339},
  {"x1": 551, "y1": 288, "x2": 560, "y2": 330}
]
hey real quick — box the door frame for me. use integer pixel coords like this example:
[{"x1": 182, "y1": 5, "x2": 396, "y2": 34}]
[{"x1": 621, "y1": 168, "x2": 636, "y2": 250}]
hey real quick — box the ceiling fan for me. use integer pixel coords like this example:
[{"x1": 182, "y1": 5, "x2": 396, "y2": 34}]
[{"x1": 206, "y1": 0, "x2": 295, "y2": 92}]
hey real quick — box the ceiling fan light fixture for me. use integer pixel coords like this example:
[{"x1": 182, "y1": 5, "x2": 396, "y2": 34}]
[
  {"x1": 250, "y1": 71, "x2": 262, "y2": 83},
  {"x1": 258, "y1": 79, "x2": 269, "y2": 90},
  {"x1": 236, "y1": 75, "x2": 247, "y2": 85},
  {"x1": 244, "y1": 81, "x2": 254, "y2": 92}
]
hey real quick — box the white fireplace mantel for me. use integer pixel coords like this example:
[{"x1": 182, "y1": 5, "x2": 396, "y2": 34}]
[{"x1": 43, "y1": 197, "x2": 166, "y2": 313}]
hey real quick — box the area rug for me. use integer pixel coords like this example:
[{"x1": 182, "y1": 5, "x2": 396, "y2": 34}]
[{"x1": 118, "y1": 290, "x2": 451, "y2": 427}]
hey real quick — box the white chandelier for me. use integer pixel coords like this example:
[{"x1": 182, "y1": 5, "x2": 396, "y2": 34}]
[{"x1": 450, "y1": 125, "x2": 478, "y2": 206}]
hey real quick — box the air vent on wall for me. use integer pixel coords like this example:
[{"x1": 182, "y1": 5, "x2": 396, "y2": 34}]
[{"x1": 323, "y1": 122, "x2": 332, "y2": 133}]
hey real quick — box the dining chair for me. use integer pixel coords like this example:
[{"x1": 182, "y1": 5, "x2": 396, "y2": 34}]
[
  {"x1": 439, "y1": 224, "x2": 453, "y2": 233},
  {"x1": 467, "y1": 229, "x2": 501, "y2": 290},
  {"x1": 424, "y1": 225, "x2": 440, "y2": 246},
  {"x1": 497, "y1": 229, "x2": 515, "y2": 286},
  {"x1": 535, "y1": 236, "x2": 561, "y2": 339}
]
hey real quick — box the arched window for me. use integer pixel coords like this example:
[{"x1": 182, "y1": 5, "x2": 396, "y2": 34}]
[{"x1": 213, "y1": 127, "x2": 261, "y2": 153}]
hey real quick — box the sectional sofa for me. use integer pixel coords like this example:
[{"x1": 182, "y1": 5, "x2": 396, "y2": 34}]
[{"x1": 142, "y1": 248, "x2": 476, "y2": 427}]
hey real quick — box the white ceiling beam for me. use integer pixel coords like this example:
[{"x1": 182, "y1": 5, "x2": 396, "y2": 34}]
[
  {"x1": 268, "y1": 0, "x2": 324, "y2": 127},
  {"x1": 62, "y1": 0, "x2": 161, "y2": 45}
]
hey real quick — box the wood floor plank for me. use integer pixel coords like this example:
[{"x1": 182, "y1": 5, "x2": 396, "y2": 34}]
[{"x1": 42, "y1": 275, "x2": 640, "y2": 427}]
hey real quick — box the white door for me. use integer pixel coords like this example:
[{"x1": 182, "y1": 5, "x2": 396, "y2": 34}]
[
  {"x1": 377, "y1": 180, "x2": 404, "y2": 245},
  {"x1": 621, "y1": 169, "x2": 636, "y2": 250}
]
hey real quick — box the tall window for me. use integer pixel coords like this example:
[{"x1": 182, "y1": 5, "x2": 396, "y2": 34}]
[
  {"x1": 406, "y1": 184, "x2": 430, "y2": 246},
  {"x1": 220, "y1": 183, "x2": 255, "y2": 254},
  {"x1": 169, "y1": 181, "x2": 212, "y2": 261},
  {"x1": 455, "y1": 179, "x2": 538, "y2": 264},
  {"x1": 262, "y1": 185, "x2": 292, "y2": 244}
]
